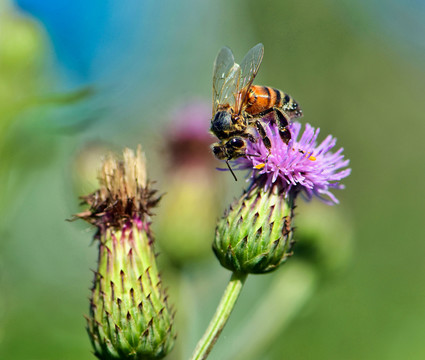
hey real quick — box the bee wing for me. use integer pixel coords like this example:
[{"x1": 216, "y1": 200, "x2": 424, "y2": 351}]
[
  {"x1": 212, "y1": 47, "x2": 241, "y2": 116},
  {"x1": 217, "y1": 64, "x2": 241, "y2": 112},
  {"x1": 235, "y1": 43, "x2": 264, "y2": 113}
]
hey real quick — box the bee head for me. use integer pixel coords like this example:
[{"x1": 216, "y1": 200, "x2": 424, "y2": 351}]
[{"x1": 211, "y1": 137, "x2": 246, "y2": 161}]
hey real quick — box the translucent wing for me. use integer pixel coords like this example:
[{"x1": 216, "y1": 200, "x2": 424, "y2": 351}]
[
  {"x1": 235, "y1": 43, "x2": 264, "y2": 113},
  {"x1": 216, "y1": 64, "x2": 241, "y2": 112},
  {"x1": 212, "y1": 47, "x2": 240, "y2": 116}
]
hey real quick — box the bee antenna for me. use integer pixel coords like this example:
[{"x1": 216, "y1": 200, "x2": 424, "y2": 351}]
[{"x1": 226, "y1": 160, "x2": 238, "y2": 181}]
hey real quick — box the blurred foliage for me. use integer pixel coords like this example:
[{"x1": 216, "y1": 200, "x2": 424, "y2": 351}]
[
  {"x1": 0, "y1": 1, "x2": 93, "y2": 218},
  {"x1": 1, "y1": 0, "x2": 425, "y2": 359},
  {"x1": 0, "y1": 2, "x2": 47, "y2": 204}
]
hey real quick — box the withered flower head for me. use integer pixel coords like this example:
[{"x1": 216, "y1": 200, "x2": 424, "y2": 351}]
[
  {"x1": 77, "y1": 146, "x2": 160, "y2": 232},
  {"x1": 75, "y1": 146, "x2": 175, "y2": 360}
]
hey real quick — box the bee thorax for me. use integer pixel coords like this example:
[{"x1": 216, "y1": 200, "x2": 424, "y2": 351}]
[{"x1": 210, "y1": 111, "x2": 233, "y2": 139}]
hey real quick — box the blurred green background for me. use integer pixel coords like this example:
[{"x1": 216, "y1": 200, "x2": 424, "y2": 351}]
[{"x1": 1, "y1": 0, "x2": 424, "y2": 359}]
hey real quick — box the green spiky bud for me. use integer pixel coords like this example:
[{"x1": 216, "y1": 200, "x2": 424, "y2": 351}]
[
  {"x1": 213, "y1": 185, "x2": 295, "y2": 274},
  {"x1": 76, "y1": 146, "x2": 175, "y2": 359}
]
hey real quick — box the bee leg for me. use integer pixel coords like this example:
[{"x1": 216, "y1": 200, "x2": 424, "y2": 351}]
[
  {"x1": 245, "y1": 133, "x2": 257, "y2": 143},
  {"x1": 255, "y1": 120, "x2": 272, "y2": 167},
  {"x1": 279, "y1": 128, "x2": 291, "y2": 144},
  {"x1": 273, "y1": 108, "x2": 292, "y2": 145},
  {"x1": 256, "y1": 107, "x2": 292, "y2": 145},
  {"x1": 255, "y1": 120, "x2": 271, "y2": 150},
  {"x1": 257, "y1": 107, "x2": 274, "y2": 117}
]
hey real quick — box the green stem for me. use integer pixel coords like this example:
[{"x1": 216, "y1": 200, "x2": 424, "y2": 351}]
[
  {"x1": 190, "y1": 272, "x2": 248, "y2": 360},
  {"x1": 227, "y1": 262, "x2": 317, "y2": 360}
]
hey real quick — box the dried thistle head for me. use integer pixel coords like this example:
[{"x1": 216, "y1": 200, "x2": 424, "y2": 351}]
[
  {"x1": 76, "y1": 146, "x2": 160, "y2": 232},
  {"x1": 74, "y1": 145, "x2": 175, "y2": 359}
]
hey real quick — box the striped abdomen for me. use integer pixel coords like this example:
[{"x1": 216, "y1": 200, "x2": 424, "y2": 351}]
[{"x1": 245, "y1": 85, "x2": 302, "y2": 119}]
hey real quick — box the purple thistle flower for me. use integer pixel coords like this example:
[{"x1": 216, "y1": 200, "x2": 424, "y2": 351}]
[{"x1": 234, "y1": 122, "x2": 351, "y2": 205}]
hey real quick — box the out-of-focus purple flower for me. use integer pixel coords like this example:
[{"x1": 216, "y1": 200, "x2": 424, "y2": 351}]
[
  {"x1": 166, "y1": 101, "x2": 212, "y2": 144},
  {"x1": 164, "y1": 101, "x2": 216, "y2": 168},
  {"x1": 156, "y1": 101, "x2": 224, "y2": 265},
  {"x1": 234, "y1": 122, "x2": 351, "y2": 205}
]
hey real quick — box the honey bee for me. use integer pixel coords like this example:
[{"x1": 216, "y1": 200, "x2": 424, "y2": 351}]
[{"x1": 210, "y1": 43, "x2": 302, "y2": 170}]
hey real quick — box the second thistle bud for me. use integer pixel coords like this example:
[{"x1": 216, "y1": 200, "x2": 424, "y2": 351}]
[
  {"x1": 76, "y1": 146, "x2": 175, "y2": 359},
  {"x1": 213, "y1": 185, "x2": 295, "y2": 274}
]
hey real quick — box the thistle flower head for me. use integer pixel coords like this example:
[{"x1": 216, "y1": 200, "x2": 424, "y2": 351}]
[
  {"x1": 213, "y1": 121, "x2": 351, "y2": 275},
  {"x1": 235, "y1": 122, "x2": 351, "y2": 204},
  {"x1": 75, "y1": 146, "x2": 175, "y2": 360}
]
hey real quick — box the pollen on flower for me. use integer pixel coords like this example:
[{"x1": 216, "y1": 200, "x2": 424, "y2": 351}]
[{"x1": 233, "y1": 121, "x2": 351, "y2": 205}]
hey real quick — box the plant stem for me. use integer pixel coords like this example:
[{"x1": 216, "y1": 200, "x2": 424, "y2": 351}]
[
  {"x1": 190, "y1": 272, "x2": 248, "y2": 360},
  {"x1": 227, "y1": 262, "x2": 317, "y2": 360}
]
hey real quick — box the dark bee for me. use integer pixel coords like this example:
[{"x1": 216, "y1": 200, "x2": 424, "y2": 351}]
[{"x1": 210, "y1": 43, "x2": 302, "y2": 167}]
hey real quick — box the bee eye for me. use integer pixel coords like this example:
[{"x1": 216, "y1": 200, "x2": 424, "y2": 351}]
[{"x1": 230, "y1": 138, "x2": 245, "y2": 148}]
